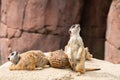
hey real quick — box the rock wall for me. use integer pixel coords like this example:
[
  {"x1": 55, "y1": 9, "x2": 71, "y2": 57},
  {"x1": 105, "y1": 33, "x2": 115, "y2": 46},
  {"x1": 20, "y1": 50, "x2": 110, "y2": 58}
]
[
  {"x1": 105, "y1": 0, "x2": 120, "y2": 63},
  {"x1": 1, "y1": 0, "x2": 120, "y2": 64},
  {"x1": 0, "y1": 0, "x2": 83, "y2": 63}
]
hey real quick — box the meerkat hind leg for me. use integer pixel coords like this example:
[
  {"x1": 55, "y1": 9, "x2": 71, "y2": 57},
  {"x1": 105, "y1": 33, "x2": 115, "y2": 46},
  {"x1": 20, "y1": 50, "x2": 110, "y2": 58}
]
[
  {"x1": 76, "y1": 72, "x2": 81, "y2": 76},
  {"x1": 26, "y1": 64, "x2": 36, "y2": 70},
  {"x1": 75, "y1": 49, "x2": 86, "y2": 73}
]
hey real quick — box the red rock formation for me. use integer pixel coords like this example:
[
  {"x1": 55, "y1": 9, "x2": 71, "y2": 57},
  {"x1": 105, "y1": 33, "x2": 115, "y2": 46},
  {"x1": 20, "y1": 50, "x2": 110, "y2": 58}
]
[
  {"x1": 0, "y1": 0, "x2": 83, "y2": 63},
  {"x1": 105, "y1": 0, "x2": 120, "y2": 63}
]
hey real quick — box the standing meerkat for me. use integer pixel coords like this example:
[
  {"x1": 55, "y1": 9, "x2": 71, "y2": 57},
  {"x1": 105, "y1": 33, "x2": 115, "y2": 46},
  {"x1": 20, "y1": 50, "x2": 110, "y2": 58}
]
[
  {"x1": 8, "y1": 50, "x2": 49, "y2": 70},
  {"x1": 64, "y1": 24, "x2": 100, "y2": 74}
]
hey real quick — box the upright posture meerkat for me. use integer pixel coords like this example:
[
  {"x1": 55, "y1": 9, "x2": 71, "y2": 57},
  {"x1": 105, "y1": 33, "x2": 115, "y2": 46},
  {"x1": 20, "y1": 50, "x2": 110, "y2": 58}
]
[
  {"x1": 64, "y1": 24, "x2": 99, "y2": 74},
  {"x1": 8, "y1": 50, "x2": 49, "y2": 70}
]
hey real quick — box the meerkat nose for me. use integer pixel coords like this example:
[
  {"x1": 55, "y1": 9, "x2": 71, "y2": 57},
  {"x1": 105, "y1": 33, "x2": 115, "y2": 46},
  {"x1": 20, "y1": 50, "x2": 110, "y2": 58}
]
[
  {"x1": 68, "y1": 30, "x2": 71, "y2": 34},
  {"x1": 8, "y1": 58, "x2": 10, "y2": 61}
]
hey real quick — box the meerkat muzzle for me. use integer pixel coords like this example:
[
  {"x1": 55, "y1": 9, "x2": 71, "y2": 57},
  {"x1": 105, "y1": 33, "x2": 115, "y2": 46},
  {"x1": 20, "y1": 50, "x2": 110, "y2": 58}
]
[{"x1": 8, "y1": 58, "x2": 10, "y2": 61}]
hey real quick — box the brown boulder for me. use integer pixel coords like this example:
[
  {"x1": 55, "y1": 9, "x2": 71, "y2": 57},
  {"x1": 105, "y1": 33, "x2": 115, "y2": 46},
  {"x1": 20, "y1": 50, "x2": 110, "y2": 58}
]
[
  {"x1": 1, "y1": 0, "x2": 7, "y2": 24},
  {"x1": 7, "y1": 28, "x2": 16, "y2": 38},
  {"x1": 23, "y1": 0, "x2": 48, "y2": 31},
  {"x1": 105, "y1": 41, "x2": 120, "y2": 64},
  {"x1": 0, "y1": 39, "x2": 11, "y2": 63},
  {"x1": 7, "y1": 0, "x2": 27, "y2": 29},
  {"x1": 10, "y1": 32, "x2": 62, "y2": 53},
  {"x1": 105, "y1": 0, "x2": 120, "y2": 63},
  {"x1": 106, "y1": 0, "x2": 120, "y2": 49}
]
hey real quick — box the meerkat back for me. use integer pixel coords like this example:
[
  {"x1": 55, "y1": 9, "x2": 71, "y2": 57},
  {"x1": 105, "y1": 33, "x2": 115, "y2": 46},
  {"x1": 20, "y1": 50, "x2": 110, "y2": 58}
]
[
  {"x1": 23, "y1": 50, "x2": 49, "y2": 67},
  {"x1": 48, "y1": 50, "x2": 70, "y2": 68}
]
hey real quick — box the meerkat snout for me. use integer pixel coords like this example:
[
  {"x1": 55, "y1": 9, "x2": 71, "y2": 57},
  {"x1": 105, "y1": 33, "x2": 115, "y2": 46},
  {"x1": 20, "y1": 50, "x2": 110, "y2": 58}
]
[
  {"x1": 8, "y1": 58, "x2": 10, "y2": 61},
  {"x1": 68, "y1": 30, "x2": 71, "y2": 34},
  {"x1": 69, "y1": 24, "x2": 81, "y2": 35}
]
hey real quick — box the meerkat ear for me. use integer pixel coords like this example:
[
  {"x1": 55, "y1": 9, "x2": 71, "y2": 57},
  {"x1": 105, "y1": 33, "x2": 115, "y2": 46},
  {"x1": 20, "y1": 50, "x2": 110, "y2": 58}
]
[
  {"x1": 16, "y1": 51, "x2": 18, "y2": 55},
  {"x1": 15, "y1": 51, "x2": 20, "y2": 56},
  {"x1": 18, "y1": 52, "x2": 20, "y2": 57}
]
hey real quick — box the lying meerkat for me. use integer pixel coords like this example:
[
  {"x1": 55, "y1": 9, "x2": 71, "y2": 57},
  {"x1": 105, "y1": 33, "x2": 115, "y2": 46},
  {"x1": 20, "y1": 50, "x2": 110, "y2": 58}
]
[
  {"x1": 8, "y1": 50, "x2": 49, "y2": 70},
  {"x1": 44, "y1": 49, "x2": 91, "y2": 69},
  {"x1": 44, "y1": 50, "x2": 70, "y2": 68},
  {"x1": 64, "y1": 24, "x2": 100, "y2": 74}
]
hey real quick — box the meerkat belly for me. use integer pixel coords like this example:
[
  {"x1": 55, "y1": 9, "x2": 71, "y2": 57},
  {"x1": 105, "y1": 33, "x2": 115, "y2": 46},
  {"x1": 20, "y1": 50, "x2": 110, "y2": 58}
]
[
  {"x1": 68, "y1": 41, "x2": 80, "y2": 67},
  {"x1": 70, "y1": 40, "x2": 80, "y2": 53},
  {"x1": 71, "y1": 45, "x2": 79, "y2": 58}
]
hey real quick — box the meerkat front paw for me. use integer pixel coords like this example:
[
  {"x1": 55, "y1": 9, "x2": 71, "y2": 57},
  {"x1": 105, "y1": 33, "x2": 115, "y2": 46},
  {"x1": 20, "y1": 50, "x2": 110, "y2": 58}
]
[
  {"x1": 76, "y1": 72, "x2": 81, "y2": 76},
  {"x1": 9, "y1": 64, "x2": 16, "y2": 70}
]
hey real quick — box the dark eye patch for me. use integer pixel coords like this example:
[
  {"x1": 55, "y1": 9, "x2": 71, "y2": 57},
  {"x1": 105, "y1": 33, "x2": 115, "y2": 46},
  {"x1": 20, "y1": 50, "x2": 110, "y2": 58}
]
[
  {"x1": 11, "y1": 53, "x2": 14, "y2": 56},
  {"x1": 72, "y1": 25, "x2": 75, "y2": 28}
]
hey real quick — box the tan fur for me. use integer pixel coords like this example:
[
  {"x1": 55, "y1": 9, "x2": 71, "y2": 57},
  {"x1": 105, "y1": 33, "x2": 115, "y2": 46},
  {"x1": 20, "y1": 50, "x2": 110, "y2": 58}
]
[
  {"x1": 85, "y1": 47, "x2": 93, "y2": 61},
  {"x1": 64, "y1": 24, "x2": 99, "y2": 74},
  {"x1": 8, "y1": 50, "x2": 49, "y2": 70},
  {"x1": 48, "y1": 50, "x2": 70, "y2": 68}
]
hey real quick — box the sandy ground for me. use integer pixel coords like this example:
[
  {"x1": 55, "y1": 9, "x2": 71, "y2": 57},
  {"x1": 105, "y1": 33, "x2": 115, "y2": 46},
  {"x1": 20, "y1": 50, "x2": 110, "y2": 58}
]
[{"x1": 0, "y1": 58, "x2": 120, "y2": 80}]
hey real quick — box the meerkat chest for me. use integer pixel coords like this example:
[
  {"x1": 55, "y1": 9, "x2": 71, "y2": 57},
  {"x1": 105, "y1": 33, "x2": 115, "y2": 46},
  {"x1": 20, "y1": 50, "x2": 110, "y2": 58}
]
[
  {"x1": 68, "y1": 36, "x2": 83, "y2": 47},
  {"x1": 68, "y1": 36, "x2": 84, "y2": 57}
]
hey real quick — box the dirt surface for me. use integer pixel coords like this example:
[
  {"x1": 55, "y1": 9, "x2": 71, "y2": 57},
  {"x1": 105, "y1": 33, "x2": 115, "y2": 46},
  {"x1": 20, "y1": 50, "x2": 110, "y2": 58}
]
[{"x1": 0, "y1": 58, "x2": 120, "y2": 80}]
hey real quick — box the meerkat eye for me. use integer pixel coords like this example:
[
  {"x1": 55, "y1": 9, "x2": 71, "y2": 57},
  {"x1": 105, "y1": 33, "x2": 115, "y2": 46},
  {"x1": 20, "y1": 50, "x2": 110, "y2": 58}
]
[
  {"x1": 72, "y1": 25, "x2": 75, "y2": 28},
  {"x1": 11, "y1": 53, "x2": 14, "y2": 56}
]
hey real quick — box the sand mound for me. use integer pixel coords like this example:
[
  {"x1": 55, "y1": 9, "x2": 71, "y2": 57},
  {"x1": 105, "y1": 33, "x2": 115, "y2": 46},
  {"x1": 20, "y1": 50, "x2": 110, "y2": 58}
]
[{"x1": 0, "y1": 58, "x2": 120, "y2": 80}]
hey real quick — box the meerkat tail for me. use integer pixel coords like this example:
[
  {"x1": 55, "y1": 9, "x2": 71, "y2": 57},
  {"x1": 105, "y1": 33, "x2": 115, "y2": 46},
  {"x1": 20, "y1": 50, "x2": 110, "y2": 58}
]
[{"x1": 85, "y1": 68, "x2": 100, "y2": 71}]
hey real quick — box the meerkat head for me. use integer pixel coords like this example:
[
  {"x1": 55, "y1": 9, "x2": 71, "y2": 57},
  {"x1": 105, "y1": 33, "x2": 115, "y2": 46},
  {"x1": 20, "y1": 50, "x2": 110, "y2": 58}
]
[
  {"x1": 8, "y1": 51, "x2": 20, "y2": 64},
  {"x1": 69, "y1": 24, "x2": 81, "y2": 35}
]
